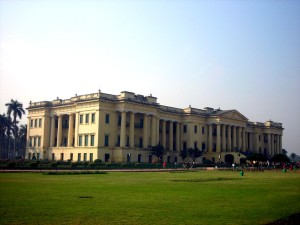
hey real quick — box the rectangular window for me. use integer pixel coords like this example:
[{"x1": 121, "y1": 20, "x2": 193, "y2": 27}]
[
  {"x1": 183, "y1": 125, "x2": 187, "y2": 133},
  {"x1": 63, "y1": 137, "x2": 67, "y2": 147},
  {"x1": 70, "y1": 153, "x2": 73, "y2": 161},
  {"x1": 138, "y1": 154, "x2": 142, "y2": 163},
  {"x1": 105, "y1": 153, "x2": 110, "y2": 162},
  {"x1": 90, "y1": 135, "x2": 94, "y2": 146},
  {"x1": 202, "y1": 126, "x2": 205, "y2": 134},
  {"x1": 34, "y1": 119, "x2": 38, "y2": 128},
  {"x1": 34, "y1": 137, "x2": 37, "y2": 147},
  {"x1": 105, "y1": 114, "x2": 110, "y2": 124},
  {"x1": 91, "y1": 113, "x2": 95, "y2": 123},
  {"x1": 78, "y1": 153, "x2": 81, "y2": 162},
  {"x1": 85, "y1": 114, "x2": 89, "y2": 124},
  {"x1": 38, "y1": 118, "x2": 42, "y2": 127},
  {"x1": 104, "y1": 135, "x2": 109, "y2": 147},
  {"x1": 84, "y1": 153, "x2": 87, "y2": 162},
  {"x1": 140, "y1": 119, "x2": 144, "y2": 128},
  {"x1": 118, "y1": 116, "x2": 121, "y2": 126},
  {"x1": 84, "y1": 135, "x2": 88, "y2": 146},
  {"x1": 90, "y1": 153, "x2": 93, "y2": 162},
  {"x1": 29, "y1": 137, "x2": 32, "y2": 147},
  {"x1": 52, "y1": 153, "x2": 55, "y2": 161},
  {"x1": 61, "y1": 153, "x2": 64, "y2": 161},
  {"x1": 194, "y1": 126, "x2": 197, "y2": 133},
  {"x1": 30, "y1": 120, "x2": 33, "y2": 128},
  {"x1": 38, "y1": 137, "x2": 41, "y2": 147},
  {"x1": 79, "y1": 115, "x2": 83, "y2": 124},
  {"x1": 78, "y1": 135, "x2": 82, "y2": 146}
]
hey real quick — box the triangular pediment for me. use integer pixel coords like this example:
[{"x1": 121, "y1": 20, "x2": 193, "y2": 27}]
[{"x1": 220, "y1": 110, "x2": 248, "y2": 121}]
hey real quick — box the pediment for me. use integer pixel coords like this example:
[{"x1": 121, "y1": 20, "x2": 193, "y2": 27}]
[{"x1": 221, "y1": 110, "x2": 248, "y2": 121}]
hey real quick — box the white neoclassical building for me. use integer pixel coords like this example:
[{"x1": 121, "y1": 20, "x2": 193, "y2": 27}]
[{"x1": 26, "y1": 90, "x2": 283, "y2": 164}]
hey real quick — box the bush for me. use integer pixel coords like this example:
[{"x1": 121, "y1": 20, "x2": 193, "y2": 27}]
[
  {"x1": 30, "y1": 162, "x2": 39, "y2": 168},
  {"x1": 7, "y1": 161, "x2": 16, "y2": 168},
  {"x1": 50, "y1": 162, "x2": 58, "y2": 168},
  {"x1": 94, "y1": 159, "x2": 102, "y2": 164}
]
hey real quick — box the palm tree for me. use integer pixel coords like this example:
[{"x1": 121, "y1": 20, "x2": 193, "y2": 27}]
[
  {"x1": 5, "y1": 99, "x2": 25, "y2": 159},
  {"x1": 0, "y1": 114, "x2": 13, "y2": 159},
  {"x1": 18, "y1": 124, "x2": 27, "y2": 159}
]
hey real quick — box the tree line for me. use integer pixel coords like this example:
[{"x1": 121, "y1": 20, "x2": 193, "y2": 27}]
[{"x1": 0, "y1": 99, "x2": 26, "y2": 159}]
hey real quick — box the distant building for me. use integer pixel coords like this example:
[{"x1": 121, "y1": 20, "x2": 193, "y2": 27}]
[{"x1": 26, "y1": 90, "x2": 283, "y2": 164}]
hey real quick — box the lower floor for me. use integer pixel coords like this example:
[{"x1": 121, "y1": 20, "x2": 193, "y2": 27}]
[{"x1": 26, "y1": 147, "x2": 247, "y2": 165}]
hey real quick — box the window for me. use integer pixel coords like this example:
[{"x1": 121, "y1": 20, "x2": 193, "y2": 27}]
[
  {"x1": 104, "y1": 135, "x2": 109, "y2": 147},
  {"x1": 118, "y1": 116, "x2": 121, "y2": 126},
  {"x1": 79, "y1": 115, "x2": 83, "y2": 124},
  {"x1": 91, "y1": 113, "x2": 95, "y2": 123},
  {"x1": 84, "y1": 153, "x2": 87, "y2": 162},
  {"x1": 29, "y1": 137, "x2": 32, "y2": 147},
  {"x1": 259, "y1": 135, "x2": 261, "y2": 141},
  {"x1": 78, "y1": 153, "x2": 81, "y2": 162},
  {"x1": 140, "y1": 119, "x2": 144, "y2": 128},
  {"x1": 61, "y1": 153, "x2": 64, "y2": 161},
  {"x1": 52, "y1": 153, "x2": 55, "y2": 161},
  {"x1": 194, "y1": 126, "x2": 197, "y2": 133},
  {"x1": 90, "y1": 135, "x2": 94, "y2": 146},
  {"x1": 90, "y1": 153, "x2": 93, "y2": 162},
  {"x1": 183, "y1": 125, "x2": 187, "y2": 133},
  {"x1": 30, "y1": 120, "x2": 33, "y2": 128},
  {"x1": 202, "y1": 126, "x2": 205, "y2": 134},
  {"x1": 85, "y1": 114, "x2": 89, "y2": 124},
  {"x1": 34, "y1": 137, "x2": 37, "y2": 147},
  {"x1": 138, "y1": 154, "x2": 142, "y2": 163},
  {"x1": 63, "y1": 137, "x2": 67, "y2": 147},
  {"x1": 194, "y1": 142, "x2": 198, "y2": 149},
  {"x1": 70, "y1": 153, "x2": 73, "y2": 161},
  {"x1": 105, "y1": 114, "x2": 110, "y2": 124},
  {"x1": 105, "y1": 154, "x2": 110, "y2": 162},
  {"x1": 38, "y1": 137, "x2": 41, "y2": 147},
  {"x1": 39, "y1": 118, "x2": 42, "y2": 127},
  {"x1": 84, "y1": 135, "x2": 88, "y2": 146},
  {"x1": 78, "y1": 135, "x2": 82, "y2": 146},
  {"x1": 34, "y1": 119, "x2": 38, "y2": 128}
]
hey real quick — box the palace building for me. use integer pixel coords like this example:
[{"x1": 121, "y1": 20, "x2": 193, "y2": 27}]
[{"x1": 26, "y1": 90, "x2": 283, "y2": 164}]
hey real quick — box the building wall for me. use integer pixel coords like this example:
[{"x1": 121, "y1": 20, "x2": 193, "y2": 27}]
[{"x1": 26, "y1": 91, "x2": 283, "y2": 163}]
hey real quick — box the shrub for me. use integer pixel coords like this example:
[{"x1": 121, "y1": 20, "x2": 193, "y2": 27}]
[
  {"x1": 30, "y1": 162, "x2": 38, "y2": 168},
  {"x1": 50, "y1": 162, "x2": 58, "y2": 168},
  {"x1": 7, "y1": 161, "x2": 16, "y2": 168},
  {"x1": 94, "y1": 159, "x2": 102, "y2": 164}
]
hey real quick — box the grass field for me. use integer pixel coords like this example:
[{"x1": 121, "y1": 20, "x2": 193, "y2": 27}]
[{"x1": 0, "y1": 170, "x2": 299, "y2": 225}]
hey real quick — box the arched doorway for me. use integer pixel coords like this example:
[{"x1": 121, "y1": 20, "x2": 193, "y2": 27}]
[{"x1": 225, "y1": 154, "x2": 234, "y2": 164}]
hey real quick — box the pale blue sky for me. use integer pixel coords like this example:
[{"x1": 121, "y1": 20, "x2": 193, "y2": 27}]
[{"x1": 0, "y1": 0, "x2": 299, "y2": 155}]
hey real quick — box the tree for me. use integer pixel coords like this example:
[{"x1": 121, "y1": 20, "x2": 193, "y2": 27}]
[
  {"x1": 18, "y1": 124, "x2": 27, "y2": 159},
  {"x1": 290, "y1": 153, "x2": 296, "y2": 162},
  {"x1": 5, "y1": 99, "x2": 25, "y2": 159},
  {"x1": 272, "y1": 154, "x2": 290, "y2": 163},
  {"x1": 180, "y1": 148, "x2": 188, "y2": 161},
  {"x1": 151, "y1": 144, "x2": 165, "y2": 162},
  {"x1": 0, "y1": 114, "x2": 13, "y2": 159},
  {"x1": 187, "y1": 147, "x2": 203, "y2": 162},
  {"x1": 246, "y1": 153, "x2": 267, "y2": 162},
  {"x1": 282, "y1": 149, "x2": 288, "y2": 156}
]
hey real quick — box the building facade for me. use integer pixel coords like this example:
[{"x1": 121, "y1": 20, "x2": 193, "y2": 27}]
[{"x1": 26, "y1": 90, "x2": 283, "y2": 164}]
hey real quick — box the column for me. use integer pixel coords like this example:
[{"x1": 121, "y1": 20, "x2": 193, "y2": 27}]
[
  {"x1": 187, "y1": 123, "x2": 193, "y2": 149},
  {"x1": 276, "y1": 135, "x2": 280, "y2": 155},
  {"x1": 232, "y1": 126, "x2": 236, "y2": 150},
  {"x1": 216, "y1": 124, "x2": 221, "y2": 152},
  {"x1": 56, "y1": 115, "x2": 63, "y2": 147},
  {"x1": 221, "y1": 124, "x2": 226, "y2": 152},
  {"x1": 176, "y1": 122, "x2": 180, "y2": 151},
  {"x1": 120, "y1": 111, "x2": 126, "y2": 148},
  {"x1": 129, "y1": 112, "x2": 135, "y2": 148},
  {"x1": 156, "y1": 119, "x2": 160, "y2": 145},
  {"x1": 279, "y1": 135, "x2": 282, "y2": 154},
  {"x1": 227, "y1": 125, "x2": 231, "y2": 151},
  {"x1": 268, "y1": 133, "x2": 271, "y2": 155},
  {"x1": 68, "y1": 114, "x2": 74, "y2": 147},
  {"x1": 255, "y1": 133, "x2": 259, "y2": 153},
  {"x1": 242, "y1": 128, "x2": 246, "y2": 151},
  {"x1": 143, "y1": 114, "x2": 148, "y2": 148},
  {"x1": 169, "y1": 121, "x2": 173, "y2": 151},
  {"x1": 162, "y1": 120, "x2": 166, "y2": 148},
  {"x1": 238, "y1": 127, "x2": 242, "y2": 150},
  {"x1": 249, "y1": 132, "x2": 253, "y2": 151},
  {"x1": 74, "y1": 113, "x2": 79, "y2": 147},
  {"x1": 50, "y1": 115, "x2": 56, "y2": 147},
  {"x1": 208, "y1": 124, "x2": 213, "y2": 152},
  {"x1": 151, "y1": 115, "x2": 156, "y2": 147}
]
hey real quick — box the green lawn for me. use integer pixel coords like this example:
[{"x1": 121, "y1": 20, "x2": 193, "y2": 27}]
[{"x1": 0, "y1": 170, "x2": 299, "y2": 225}]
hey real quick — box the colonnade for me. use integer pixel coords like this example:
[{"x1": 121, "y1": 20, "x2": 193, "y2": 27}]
[
  {"x1": 50, "y1": 114, "x2": 76, "y2": 148},
  {"x1": 206, "y1": 124, "x2": 246, "y2": 153},
  {"x1": 119, "y1": 111, "x2": 181, "y2": 151}
]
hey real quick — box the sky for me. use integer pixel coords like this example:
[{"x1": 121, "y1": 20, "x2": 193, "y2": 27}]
[{"x1": 0, "y1": 0, "x2": 299, "y2": 155}]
